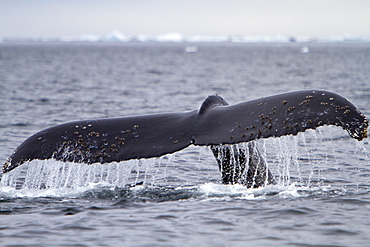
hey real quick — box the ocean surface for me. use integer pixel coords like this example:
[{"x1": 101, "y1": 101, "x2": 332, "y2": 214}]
[{"x1": 1, "y1": 42, "x2": 370, "y2": 246}]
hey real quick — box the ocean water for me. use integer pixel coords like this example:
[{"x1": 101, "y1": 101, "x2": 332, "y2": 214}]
[{"x1": 1, "y1": 42, "x2": 370, "y2": 246}]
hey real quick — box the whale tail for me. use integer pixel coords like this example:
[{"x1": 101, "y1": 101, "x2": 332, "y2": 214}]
[{"x1": 2, "y1": 90, "x2": 368, "y2": 187}]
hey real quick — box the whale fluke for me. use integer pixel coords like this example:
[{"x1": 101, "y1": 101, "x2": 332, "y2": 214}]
[{"x1": 3, "y1": 90, "x2": 368, "y2": 174}]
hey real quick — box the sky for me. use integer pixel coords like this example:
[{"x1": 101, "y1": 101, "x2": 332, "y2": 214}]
[{"x1": 1, "y1": 0, "x2": 370, "y2": 39}]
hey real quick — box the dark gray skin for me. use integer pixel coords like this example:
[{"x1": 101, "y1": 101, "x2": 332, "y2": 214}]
[{"x1": 3, "y1": 90, "x2": 368, "y2": 187}]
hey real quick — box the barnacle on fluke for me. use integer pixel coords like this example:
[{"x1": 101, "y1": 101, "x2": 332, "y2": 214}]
[{"x1": 2, "y1": 90, "x2": 368, "y2": 180}]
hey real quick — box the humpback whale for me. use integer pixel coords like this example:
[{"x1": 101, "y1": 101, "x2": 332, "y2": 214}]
[{"x1": 2, "y1": 90, "x2": 368, "y2": 187}]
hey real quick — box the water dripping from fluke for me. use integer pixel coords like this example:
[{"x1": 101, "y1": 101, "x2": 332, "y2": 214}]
[
  {"x1": 1, "y1": 127, "x2": 369, "y2": 200},
  {"x1": 0, "y1": 157, "x2": 170, "y2": 195}
]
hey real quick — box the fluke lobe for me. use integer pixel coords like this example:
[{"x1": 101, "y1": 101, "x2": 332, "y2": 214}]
[{"x1": 3, "y1": 90, "x2": 368, "y2": 186}]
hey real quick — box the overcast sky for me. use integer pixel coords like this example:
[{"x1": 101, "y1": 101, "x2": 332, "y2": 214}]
[{"x1": 1, "y1": 0, "x2": 369, "y2": 39}]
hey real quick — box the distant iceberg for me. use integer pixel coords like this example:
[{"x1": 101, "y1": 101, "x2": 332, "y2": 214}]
[
  {"x1": 230, "y1": 35, "x2": 290, "y2": 43},
  {"x1": 60, "y1": 31, "x2": 131, "y2": 42},
  {"x1": 154, "y1": 33, "x2": 184, "y2": 42},
  {"x1": 61, "y1": 34, "x2": 101, "y2": 42},
  {"x1": 327, "y1": 35, "x2": 370, "y2": 43},
  {"x1": 135, "y1": 34, "x2": 155, "y2": 42},
  {"x1": 6, "y1": 30, "x2": 370, "y2": 44},
  {"x1": 79, "y1": 34, "x2": 101, "y2": 42},
  {"x1": 101, "y1": 31, "x2": 131, "y2": 42},
  {"x1": 185, "y1": 35, "x2": 229, "y2": 43}
]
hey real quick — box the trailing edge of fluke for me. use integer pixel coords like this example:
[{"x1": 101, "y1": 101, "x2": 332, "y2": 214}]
[{"x1": 3, "y1": 90, "x2": 368, "y2": 173}]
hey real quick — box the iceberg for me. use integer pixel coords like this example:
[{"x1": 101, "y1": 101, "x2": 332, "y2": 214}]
[
  {"x1": 60, "y1": 31, "x2": 131, "y2": 42},
  {"x1": 8, "y1": 30, "x2": 370, "y2": 44},
  {"x1": 228, "y1": 35, "x2": 292, "y2": 43},
  {"x1": 60, "y1": 34, "x2": 101, "y2": 42},
  {"x1": 135, "y1": 34, "x2": 158, "y2": 42},
  {"x1": 327, "y1": 35, "x2": 370, "y2": 43},
  {"x1": 101, "y1": 31, "x2": 131, "y2": 42},
  {"x1": 78, "y1": 34, "x2": 101, "y2": 42},
  {"x1": 185, "y1": 35, "x2": 229, "y2": 43},
  {"x1": 154, "y1": 33, "x2": 184, "y2": 42}
]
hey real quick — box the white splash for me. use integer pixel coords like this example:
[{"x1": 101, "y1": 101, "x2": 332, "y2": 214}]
[{"x1": 197, "y1": 182, "x2": 304, "y2": 200}]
